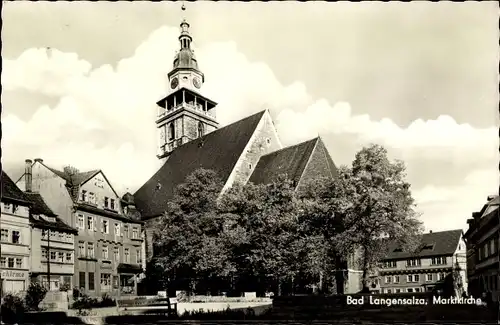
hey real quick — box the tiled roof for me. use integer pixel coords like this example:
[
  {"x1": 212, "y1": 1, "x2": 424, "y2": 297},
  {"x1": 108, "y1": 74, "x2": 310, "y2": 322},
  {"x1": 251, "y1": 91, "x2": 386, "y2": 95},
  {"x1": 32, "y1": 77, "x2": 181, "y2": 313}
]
[
  {"x1": 134, "y1": 110, "x2": 266, "y2": 219},
  {"x1": 42, "y1": 165, "x2": 100, "y2": 201},
  {"x1": 24, "y1": 192, "x2": 56, "y2": 217},
  {"x1": 1, "y1": 170, "x2": 30, "y2": 204},
  {"x1": 383, "y1": 229, "x2": 463, "y2": 260},
  {"x1": 249, "y1": 138, "x2": 318, "y2": 186},
  {"x1": 23, "y1": 193, "x2": 77, "y2": 233}
]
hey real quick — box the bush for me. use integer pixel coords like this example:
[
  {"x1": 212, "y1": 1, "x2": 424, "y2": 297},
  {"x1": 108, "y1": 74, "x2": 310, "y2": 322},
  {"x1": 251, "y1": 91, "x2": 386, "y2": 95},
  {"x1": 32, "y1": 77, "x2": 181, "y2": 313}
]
[
  {"x1": 59, "y1": 282, "x2": 71, "y2": 292},
  {"x1": 1, "y1": 294, "x2": 25, "y2": 324},
  {"x1": 71, "y1": 292, "x2": 99, "y2": 315},
  {"x1": 100, "y1": 293, "x2": 116, "y2": 307},
  {"x1": 24, "y1": 282, "x2": 48, "y2": 311}
]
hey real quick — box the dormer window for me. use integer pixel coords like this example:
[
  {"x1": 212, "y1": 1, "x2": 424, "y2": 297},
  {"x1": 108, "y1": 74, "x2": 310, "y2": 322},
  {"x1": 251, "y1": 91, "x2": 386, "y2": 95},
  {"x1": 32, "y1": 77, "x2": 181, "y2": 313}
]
[
  {"x1": 81, "y1": 190, "x2": 87, "y2": 202},
  {"x1": 110, "y1": 199, "x2": 115, "y2": 210},
  {"x1": 422, "y1": 244, "x2": 434, "y2": 250},
  {"x1": 393, "y1": 248, "x2": 402, "y2": 253}
]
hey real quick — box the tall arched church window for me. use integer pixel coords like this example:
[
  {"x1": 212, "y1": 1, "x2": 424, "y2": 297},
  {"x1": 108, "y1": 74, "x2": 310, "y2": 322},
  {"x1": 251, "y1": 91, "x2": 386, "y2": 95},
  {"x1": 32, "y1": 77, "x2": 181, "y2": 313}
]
[
  {"x1": 197, "y1": 122, "x2": 204, "y2": 138},
  {"x1": 168, "y1": 123, "x2": 175, "y2": 140}
]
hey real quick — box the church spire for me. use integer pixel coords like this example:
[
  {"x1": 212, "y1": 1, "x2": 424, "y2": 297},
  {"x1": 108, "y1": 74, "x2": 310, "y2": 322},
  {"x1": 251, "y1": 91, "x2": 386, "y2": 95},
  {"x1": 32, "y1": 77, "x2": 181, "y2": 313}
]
[{"x1": 179, "y1": 2, "x2": 192, "y2": 50}]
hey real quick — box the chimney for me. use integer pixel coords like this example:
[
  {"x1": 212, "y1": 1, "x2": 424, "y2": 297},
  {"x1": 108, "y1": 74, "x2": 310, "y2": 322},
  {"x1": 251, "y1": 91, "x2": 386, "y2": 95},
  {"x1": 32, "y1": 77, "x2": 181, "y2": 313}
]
[
  {"x1": 429, "y1": 230, "x2": 432, "y2": 233},
  {"x1": 34, "y1": 158, "x2": 43, "y2": 163},
  {"x1": 25, "y1": 159, "x2": 33, "y2": 192},
  {"x1": 487, "y1": 195, "x2": 496, "y2": 201}
]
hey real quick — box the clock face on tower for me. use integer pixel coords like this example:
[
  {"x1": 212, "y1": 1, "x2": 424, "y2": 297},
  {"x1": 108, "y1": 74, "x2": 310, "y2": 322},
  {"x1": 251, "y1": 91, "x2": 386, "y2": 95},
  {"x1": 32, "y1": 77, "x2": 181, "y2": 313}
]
[
  {"x1": 170, "y1": 77, "x2": 179, "y2": 89},
  {"x1": 193, "y1": 77, "x2": 201, "y2": 89}
]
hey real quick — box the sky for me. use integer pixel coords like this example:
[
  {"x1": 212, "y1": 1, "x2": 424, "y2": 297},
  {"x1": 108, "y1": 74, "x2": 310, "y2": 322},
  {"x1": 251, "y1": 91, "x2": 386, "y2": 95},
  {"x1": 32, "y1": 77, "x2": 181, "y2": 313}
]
[{"x1": 2, "y1": 1, "x2": 498, "y2": 232}]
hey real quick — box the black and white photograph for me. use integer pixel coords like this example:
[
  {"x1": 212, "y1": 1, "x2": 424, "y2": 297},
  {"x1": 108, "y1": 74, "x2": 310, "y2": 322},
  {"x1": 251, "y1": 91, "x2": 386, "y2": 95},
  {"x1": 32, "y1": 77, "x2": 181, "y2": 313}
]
[{"x1": 1, "y1": 1, "x2": 498, "y2": 324}]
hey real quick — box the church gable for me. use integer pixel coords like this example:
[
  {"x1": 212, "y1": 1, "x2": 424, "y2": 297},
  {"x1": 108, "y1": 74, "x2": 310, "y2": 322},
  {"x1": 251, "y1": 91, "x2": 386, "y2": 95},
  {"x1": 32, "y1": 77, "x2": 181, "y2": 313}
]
[
  {"x1": 296, "y1": 137, "x2": 339, "y2": 192},
  {"x1": 222, "y1": 110, "x2": 283, "y2": 192},
  {"x1": 248, "y1": 137, "x2": 317, "y2": 187},
  {"x1": 134, "y1": 110, "x2": 267, "y2": 219}
]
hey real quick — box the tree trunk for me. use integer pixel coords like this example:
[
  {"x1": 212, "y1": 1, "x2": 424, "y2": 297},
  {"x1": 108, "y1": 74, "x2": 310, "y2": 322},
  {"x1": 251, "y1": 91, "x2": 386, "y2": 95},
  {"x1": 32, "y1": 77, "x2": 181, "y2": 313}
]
[
  {"x1": 277, "y1": 278, "x2": 282, "y2": 296},
  {"x1": 319, "y1": 271, "x2": 323, "y2": 293},
  {"x1": 361, "y1": 246, "x2": 369, "y2": 291}
]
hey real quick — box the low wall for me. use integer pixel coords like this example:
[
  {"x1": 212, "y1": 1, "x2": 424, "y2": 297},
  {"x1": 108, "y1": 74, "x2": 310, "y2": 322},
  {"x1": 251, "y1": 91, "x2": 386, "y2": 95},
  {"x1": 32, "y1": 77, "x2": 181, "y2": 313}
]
[{"x1": 181, "y1": 295, "x2": 271, "y2": 303}]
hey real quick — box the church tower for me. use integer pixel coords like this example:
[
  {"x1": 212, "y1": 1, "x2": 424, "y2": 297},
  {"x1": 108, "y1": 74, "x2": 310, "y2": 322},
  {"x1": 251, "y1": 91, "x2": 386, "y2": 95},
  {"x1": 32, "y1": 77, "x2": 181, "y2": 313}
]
[{"x1": 156, "y1": 9, "x2": 219, "y2": 161}]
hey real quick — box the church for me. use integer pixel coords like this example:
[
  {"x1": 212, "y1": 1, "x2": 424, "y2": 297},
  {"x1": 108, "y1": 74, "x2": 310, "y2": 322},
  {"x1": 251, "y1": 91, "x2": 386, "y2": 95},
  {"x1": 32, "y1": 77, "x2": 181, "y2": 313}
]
[
  {"x1": 128, "y1": 17, "x2": 340, "y2": 257},
  {"x1": 128, "y1": 16, "x2": 362, "y2": 293}
]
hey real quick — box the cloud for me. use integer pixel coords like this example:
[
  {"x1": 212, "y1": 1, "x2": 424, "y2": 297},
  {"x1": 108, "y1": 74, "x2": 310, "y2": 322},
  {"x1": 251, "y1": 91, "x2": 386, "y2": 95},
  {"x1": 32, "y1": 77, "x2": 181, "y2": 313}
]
[{"x1": 2, "y1": 25, "x2": 497, "y2": 230}]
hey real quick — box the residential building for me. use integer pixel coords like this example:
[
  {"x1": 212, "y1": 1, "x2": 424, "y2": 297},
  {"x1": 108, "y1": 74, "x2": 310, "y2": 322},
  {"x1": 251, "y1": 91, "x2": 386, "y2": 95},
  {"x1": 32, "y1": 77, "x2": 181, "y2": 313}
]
[
  {"x1": 1, "y1": 170, "x2": 31, "y2": 295},
  {"x1": 464, "y1": 195, "x2": 499, "y2": 300},
  {"x1": 125, "y1": 16, "x2": 361, "y2": 294},
  {"x1": 16, "y1": 160, "x2": 145, "y2": 298},
  {"x1": 24, "y1": 188, "x2": 77, "y2": 291},
  {"x1": 378, "y1": 229, "x2": 467, "y2": 295}
]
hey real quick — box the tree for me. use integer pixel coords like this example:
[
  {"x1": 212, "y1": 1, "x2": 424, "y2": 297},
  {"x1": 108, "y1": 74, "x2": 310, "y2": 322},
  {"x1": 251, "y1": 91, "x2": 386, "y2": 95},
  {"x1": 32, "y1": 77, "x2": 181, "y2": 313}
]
[
  {"x1": 335, "y1": 144, "x2": 423, "y2": 290},
  {"x1": 153, "y1": 168, "x2": 232, "y2": 294}
]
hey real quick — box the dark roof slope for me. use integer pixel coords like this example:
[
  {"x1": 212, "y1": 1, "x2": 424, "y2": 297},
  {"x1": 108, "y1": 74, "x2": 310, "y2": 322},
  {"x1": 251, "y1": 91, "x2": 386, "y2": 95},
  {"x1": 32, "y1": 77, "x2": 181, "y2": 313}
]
[
  {"x1": 1, "y1": 170, "x2": 30, "y2": 204},
  {"x1": 383, "y1": 229, "x2": 463, "y2": 260},
  {"x1": 134, "y1": 110, "x2": 266, "y2": 219},
  {"x1": 249, "y1": 138, "x2": 318, "y2": 186},
  {"x1": 25, "y1": 192, "x2": 56, "y2": 217},
  {"x1": 24, "y1": 192, "x2": 77, "y2": 233}
]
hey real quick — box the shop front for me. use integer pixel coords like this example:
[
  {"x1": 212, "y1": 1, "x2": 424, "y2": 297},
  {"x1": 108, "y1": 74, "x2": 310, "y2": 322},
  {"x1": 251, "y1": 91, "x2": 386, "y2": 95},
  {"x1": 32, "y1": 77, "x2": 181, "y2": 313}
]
[
  {"x1": 1, "y1": 269, "x2": 29, "y2": 295},
  {"x1": 117, "y1": 263, "x2": 142, "y2": 296}
]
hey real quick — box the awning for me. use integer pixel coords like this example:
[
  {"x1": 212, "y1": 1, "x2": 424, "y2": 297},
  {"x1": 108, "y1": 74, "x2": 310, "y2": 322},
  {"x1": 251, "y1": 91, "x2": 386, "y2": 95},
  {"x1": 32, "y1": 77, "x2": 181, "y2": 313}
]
[{"x1": 117, "y1": 263, "x2": 143, "y2": 274}]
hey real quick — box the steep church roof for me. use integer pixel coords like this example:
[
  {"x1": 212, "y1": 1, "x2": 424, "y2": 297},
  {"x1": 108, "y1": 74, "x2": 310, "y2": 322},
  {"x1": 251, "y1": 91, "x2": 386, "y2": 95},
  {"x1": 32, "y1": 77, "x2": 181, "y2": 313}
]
[
  {"x1": 134, "y1": 110, "x2": 267, "y2": 219},
  {"x1": 249, "y1": 137, "x2": 338, "y2": 187},
  {"x1": 249, "y1": 138, "x2": 318, "y2": 186}
]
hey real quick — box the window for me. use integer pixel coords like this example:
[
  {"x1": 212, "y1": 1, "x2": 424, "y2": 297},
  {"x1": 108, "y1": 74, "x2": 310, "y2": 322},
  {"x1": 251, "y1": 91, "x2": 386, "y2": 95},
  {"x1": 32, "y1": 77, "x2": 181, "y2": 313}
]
[
  {"x1": 77, "y1": 215, "x2": 85, "y2": 229},
  {"x1": 407, "y1": 288, "x2": 414, "y2": 293},
  {"x1": 42, "y1": 229, "x2": 48, "y2": 238},
  {"x1": 197, "y1": 122, "x2": 204, "y2": 137},
  {"x1": 431, "y1": 257, "x2": 446, "y2": 265},
  {"x1": 414, "y1": 288, "x2": 421, "y2": 293},
  {"x1": 124, "y1": 248, "x2": 130, "y2": 263},
  {"x1": 132, "y1": 227, "x2": 138, "y2": 239},
  {"x1": 407, "y1": 275, "x2": 419, "y2": 283},
  {"x1": 87, "y1": 216, "x2": 94, "y2": 231},
  {"x1": 78, "y1": 242, "x2": 85, "y2": 257},
  {"x1": 8, "y1": 257, "x2": 14, "y2": 268},
  {"x1": 15, "y1": 258, "x2": 22, "y2": 268},
  {"x1": 88, "y1": 192, "x2": 96, "y2": 205},
  {"x1": 66, "y1": 234, "x2": 72, "y2": 241},
  {"x1": 50, "y1": 251, "x2": 56, "y2": 260},
  {"x1": 12, "y1": 204, "x2": 18, "y2": 214},
  {"x1": 168, "y1": 123, "x2": 175, "y2": 140},
  {"x1": 102, "y1": 245, "x2": 109, "y2": 259},
  {"x1": 0, "y1": 257, "x2": 6, "y2": 267},
  {"x1": 110, "y1": 199, "x2": 115, "y2": 210},
  {"x1": 66, "y1": 252, "x2": 72, "y2": 262},
  {"x1": 124, "y1": 225, "x2": 129, "y2": 238},
  {"x1": 438, "y1": 273, "x2": 446, "y2": 281},
  {"x1": 136, "y1": 249, "x2": 142, "y2": 264},
  {"x1": 79, "y1": 272, "x2": 86, "y2": 290},
  {"x1": 81, "y1": 190, "x2": 87, "y2": 202},
  {"x1": 87, "y1": 243, "x2": 95, "y2": 258},
  {"x1": 406, "y1": 258, "x2": 421, "y2": 267},
  {"x1": 426, "y1": 274, "x2": 433, "y2": 282},
  {"x1": 58, "y1": 252, "x2": 64, "y2": 262},
  {"x1": 114, "y1": 247, "x2": 120, "y2": 262},
  {"x1": 394, "y1": 275, "x2": 400, "y2": 283},
  {"x1": 100, "y1": 273, "x2": 111, "y2": 290},
  {"x1": 12, "y1": 231, "x2": 20, "y2": 244},
  {"x1": 113, "y1": 276, "x2": 119, "y2": 289},
  {"x1": 385, "y1": 276, "x2": 392, "y2": 284},
  {"x1": 88, "y1": 272, "x2": 95, "y2": 291},
  {"x1": 104, "y1": 197, "x2": 109, "y2": 208},
  {"x1": 42, "y1": 248, "x2": 47, "y2": 260},
  {"x1": 266, "y1": 138, "x2": 271, "y2": 145},
  {"x1": 395, "y1": 288, "x2": 401, "y2": 293},
  {"x1": 383, "y1": 261, "x2": 397, "y2": 268},
  {"x1": 248, "y1": 163, "x2": 252, "y2": 169},
  {"x1": 4, "y1": 203, "x2": 11, "y2": 212},
  {"x1": 1, "y1": 229, "x2": 8, "y2": 242},
  {"x1": 102, "y1": 220, "x2": 109, "y2": 234},
  {"x1": 115, "y1": 223, "x2": 121, "y2": 236},
  {"x1": 386, "y1": 289, "x2": 392, "y2": 294}
]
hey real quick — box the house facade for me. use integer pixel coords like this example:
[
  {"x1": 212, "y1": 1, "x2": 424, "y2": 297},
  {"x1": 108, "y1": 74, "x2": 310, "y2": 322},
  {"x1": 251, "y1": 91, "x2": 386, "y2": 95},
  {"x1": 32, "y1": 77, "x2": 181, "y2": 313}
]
[
  {"x1": 0, "y1": 171, "x2": 32, "y2": 295},
  {"x1": 464, "y1": 195, "x2": 499, "y2": 300},
  {"x1": 378, "y1": 229, "x2": 467, "y2": 295},
  {"x1": 16, "y1": 160, "x2": 145, "y2": 298},
  {"x1": 24, "y1": 189, "x2": 77, "y2": 291}
]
